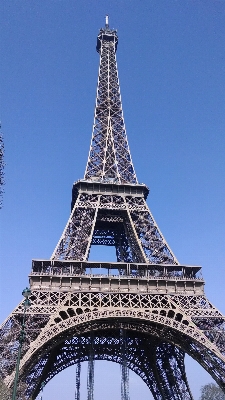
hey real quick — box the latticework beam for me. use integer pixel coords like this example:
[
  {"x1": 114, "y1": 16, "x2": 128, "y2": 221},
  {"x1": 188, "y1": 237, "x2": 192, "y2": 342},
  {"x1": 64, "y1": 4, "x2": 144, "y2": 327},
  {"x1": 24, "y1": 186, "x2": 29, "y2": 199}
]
[
  {"x1": 1, "y1": 17, "x2": 225, "y2": 400},
  {"x1": 84, "y1": 24, "x2": 137, "y2": 184}
]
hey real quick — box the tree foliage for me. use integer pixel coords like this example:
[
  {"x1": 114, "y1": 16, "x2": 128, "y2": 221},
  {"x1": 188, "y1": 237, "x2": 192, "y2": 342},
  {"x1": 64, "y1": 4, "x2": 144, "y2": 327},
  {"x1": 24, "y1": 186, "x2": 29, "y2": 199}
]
[{"x1": 199, "y1": 383, "x2": 225, "y2": 400}]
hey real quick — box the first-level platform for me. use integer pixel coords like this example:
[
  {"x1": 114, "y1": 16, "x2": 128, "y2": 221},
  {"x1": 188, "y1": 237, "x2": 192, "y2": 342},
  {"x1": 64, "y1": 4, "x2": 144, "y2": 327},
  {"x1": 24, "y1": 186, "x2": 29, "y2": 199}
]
[{"x1": 30, "y1": 260, "x2": 204, "y2": 295}]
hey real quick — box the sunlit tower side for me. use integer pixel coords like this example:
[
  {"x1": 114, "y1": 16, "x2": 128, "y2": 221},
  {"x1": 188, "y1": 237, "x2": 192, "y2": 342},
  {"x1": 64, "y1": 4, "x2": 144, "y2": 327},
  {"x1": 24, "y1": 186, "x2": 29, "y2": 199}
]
[{"x1": 0, "y1": 16, "x2": 225, "y2": 400}]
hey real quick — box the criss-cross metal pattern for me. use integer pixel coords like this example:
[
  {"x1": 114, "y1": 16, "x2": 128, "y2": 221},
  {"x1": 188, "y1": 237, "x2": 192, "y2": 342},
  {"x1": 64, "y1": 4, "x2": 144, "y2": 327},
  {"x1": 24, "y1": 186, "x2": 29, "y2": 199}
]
[
  {"x1": 1, "y1": 288, "x2": 225, "y2": 398},
  {"x1": 0, "y1": 19, "x2": 225, "y2": 400},
  {"x1": 84, "y1": 25, "x2": 136, "y2": 184},
  {"x1": 51, "y1": 186, "x2": 178, "y2": 264}
]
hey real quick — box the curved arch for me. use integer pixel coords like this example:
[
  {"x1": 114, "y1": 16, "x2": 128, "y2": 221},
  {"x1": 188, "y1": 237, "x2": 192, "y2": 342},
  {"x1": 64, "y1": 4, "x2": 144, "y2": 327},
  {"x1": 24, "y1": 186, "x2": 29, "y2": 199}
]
[
  {"x1": 2, "y1": 289, "x2": 225, "y2": 400},
  {"x1": 27, "y1": 327, "x2": 192, "y2": 400},
  {"x1": 17, "y1": 307, "x2": 225, "y2": 370},
  {"x1": 5, "y1": 306, "x2": 225, "y2": 398}
]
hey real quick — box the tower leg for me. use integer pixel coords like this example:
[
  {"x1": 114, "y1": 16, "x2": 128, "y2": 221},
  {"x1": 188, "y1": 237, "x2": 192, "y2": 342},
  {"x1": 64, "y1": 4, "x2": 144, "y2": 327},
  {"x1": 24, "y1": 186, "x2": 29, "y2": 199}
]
[{"x1": 153, "y1": 343, "x2": 193, "y2": 400}]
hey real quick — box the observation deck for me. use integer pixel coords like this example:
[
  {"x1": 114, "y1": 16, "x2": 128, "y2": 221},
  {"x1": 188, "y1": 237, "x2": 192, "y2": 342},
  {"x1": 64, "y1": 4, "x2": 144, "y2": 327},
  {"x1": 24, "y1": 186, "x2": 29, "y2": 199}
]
[
  {"x1": 96, "y1": 27, "x2": 118, "y2": 53},
  {"x1": 96, "y1": 16, "x2": 118, "y2": 53},
  {"x1": 30, "y1": 260, "x2": 204, "y2": 296},
  {"x1": 71, "y1": 180, "x2": 149, "y2": 210}
]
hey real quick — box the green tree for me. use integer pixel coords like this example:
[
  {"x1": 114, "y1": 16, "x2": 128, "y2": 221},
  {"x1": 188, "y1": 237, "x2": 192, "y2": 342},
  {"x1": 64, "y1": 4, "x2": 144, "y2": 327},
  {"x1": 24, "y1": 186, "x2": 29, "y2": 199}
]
[{"x1": 200, "y1": 383, "x2": 225, "y2": 400}]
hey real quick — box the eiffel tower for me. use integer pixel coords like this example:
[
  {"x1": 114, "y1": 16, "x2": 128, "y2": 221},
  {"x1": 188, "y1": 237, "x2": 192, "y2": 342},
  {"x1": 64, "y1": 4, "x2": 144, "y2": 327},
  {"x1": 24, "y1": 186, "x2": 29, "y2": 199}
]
[{"x1": 1, "y1": 17, "x2": 225, "y2": 400}]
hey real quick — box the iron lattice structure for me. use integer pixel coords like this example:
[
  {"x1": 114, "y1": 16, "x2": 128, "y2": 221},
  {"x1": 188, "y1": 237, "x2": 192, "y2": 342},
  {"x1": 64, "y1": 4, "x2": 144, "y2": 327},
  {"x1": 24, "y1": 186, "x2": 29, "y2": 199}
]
[{"x1": 1, "y1": 19, "x2": 225, "y2": 400}]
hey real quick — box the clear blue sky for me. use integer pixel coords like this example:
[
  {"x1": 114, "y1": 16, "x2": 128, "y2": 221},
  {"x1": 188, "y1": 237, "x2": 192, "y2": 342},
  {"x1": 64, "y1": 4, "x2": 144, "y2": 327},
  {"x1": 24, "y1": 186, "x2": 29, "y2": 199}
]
[{"x1": 1, "y1": 1, "x2": 225, "y2": 399}]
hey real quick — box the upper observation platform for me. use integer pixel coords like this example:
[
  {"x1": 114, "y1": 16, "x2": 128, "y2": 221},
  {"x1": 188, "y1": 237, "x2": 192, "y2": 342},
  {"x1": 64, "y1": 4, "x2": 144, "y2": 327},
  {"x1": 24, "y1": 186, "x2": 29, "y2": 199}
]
[{"x1": 96, "y1": 15, "x2": 118, "y2": 53}]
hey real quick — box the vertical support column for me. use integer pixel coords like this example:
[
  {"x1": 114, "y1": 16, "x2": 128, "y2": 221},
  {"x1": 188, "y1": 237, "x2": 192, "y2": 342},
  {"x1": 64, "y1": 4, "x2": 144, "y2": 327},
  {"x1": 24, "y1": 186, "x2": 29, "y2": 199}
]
[
  {"x1": 120, "y1": 329, "x2": 130, "y2": 400},
  {"x1": 75, "y1": 361, "x2": 81, "y2": 400},
  {"x1": 87, "y1": 336, "x2": 94, "y2": 400}
]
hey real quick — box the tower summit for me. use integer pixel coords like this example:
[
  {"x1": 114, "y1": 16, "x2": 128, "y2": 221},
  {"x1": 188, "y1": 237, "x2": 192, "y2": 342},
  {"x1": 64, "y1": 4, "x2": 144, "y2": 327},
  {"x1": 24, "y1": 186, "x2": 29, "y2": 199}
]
[
  {"x1": 85, "y1": 15, "x2": 133, "y2": 184},
  {"x1": 50, "y1": 16, "x2": 178, "y2": 264},
  {"x1": 1, "y1": 18, "x2": 225, "y2": 400},
  {"x1": 49, "y1": 17, "x2": 179, "y2": 264}
]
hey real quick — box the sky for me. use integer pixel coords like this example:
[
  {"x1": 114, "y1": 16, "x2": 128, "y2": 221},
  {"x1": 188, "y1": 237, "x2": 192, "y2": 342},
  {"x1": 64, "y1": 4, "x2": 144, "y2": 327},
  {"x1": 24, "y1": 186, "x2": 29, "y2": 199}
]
[{"x1": 0, "y1": 0, "x2": 225, "y2": 399}]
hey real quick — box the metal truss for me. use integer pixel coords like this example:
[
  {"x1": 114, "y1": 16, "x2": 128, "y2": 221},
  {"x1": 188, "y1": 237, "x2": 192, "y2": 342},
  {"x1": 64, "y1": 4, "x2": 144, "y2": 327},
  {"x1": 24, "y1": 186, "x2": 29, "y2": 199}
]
[
  {"x1": 51, "y1": 188, "x2": 178, "y2": 265},
  {"x1": 1, "y1": 289, "x2": 225, "y2": 398},
  {"x1": 84, "y1": 25, "x2": 137, "y2": 184},
  {"x1": 1, "y1": 18, "x2": 225, "y2": 400},
  {"x1": 27, "y1": 331, "x2": 191, "y2": 400}
]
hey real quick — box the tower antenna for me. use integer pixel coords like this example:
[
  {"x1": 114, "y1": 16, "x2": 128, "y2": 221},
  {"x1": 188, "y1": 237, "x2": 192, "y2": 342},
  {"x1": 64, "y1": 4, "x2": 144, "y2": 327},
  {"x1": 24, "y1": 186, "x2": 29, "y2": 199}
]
[{"x1": 105, "y1": 15, "x2": 109, "y2": 29}]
